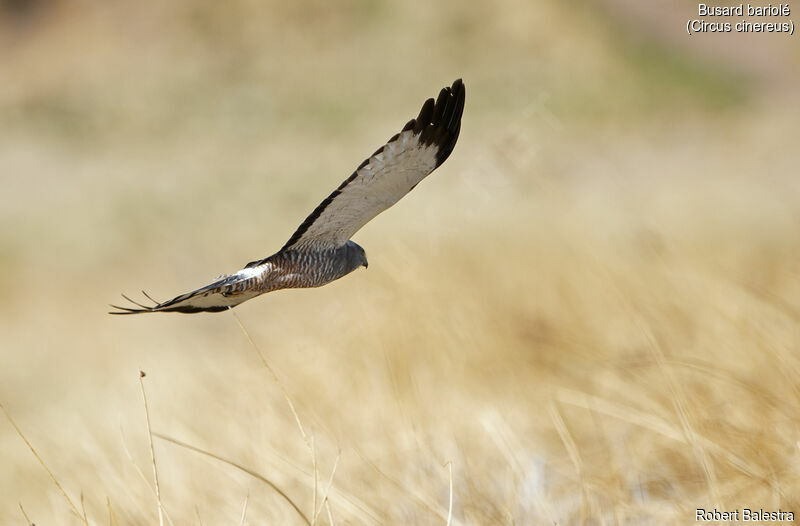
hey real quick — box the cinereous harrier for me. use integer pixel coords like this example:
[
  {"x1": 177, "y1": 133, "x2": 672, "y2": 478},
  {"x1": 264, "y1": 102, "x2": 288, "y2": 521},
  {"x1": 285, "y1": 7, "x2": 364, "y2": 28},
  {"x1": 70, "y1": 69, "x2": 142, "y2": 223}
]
[{"x1": 110, "y1": 79, "x2": 465, "y2": 314}]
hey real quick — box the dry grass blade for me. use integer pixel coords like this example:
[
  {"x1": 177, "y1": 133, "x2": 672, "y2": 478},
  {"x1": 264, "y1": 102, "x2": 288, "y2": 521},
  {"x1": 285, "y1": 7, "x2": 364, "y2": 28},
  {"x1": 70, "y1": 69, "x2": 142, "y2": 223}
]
[
  {"x1": 556, "y1": 388, "x2": 684, "y2": 442},
  {"x1": 548, "y1": 402, "x2": 583, "y2": 481},
  {"x1": 18, "y1": 502, "x2": 33, "y2": 526},
  {"x1": 634, "y1": 320, "x2": 722, "y2": 508},
  {"x1": 548, "y1": 400, "x2": 593, "y2": 525},
  {"x1": 80, "y1": 493, "x2": 88, "y2": 524},
  {"x1": 311, "y1": 434, "x2": 318, "y2": 526},
  {"x1": 138, "y1": 370, "x2": 165, "y2": 526},
  {"x1": 119, "y1": 428, "x2": 176, "y2": 526},
  {"x1": 443, "y1": 461, "x2": 453, "y2": 526},
  {"x1": 230, "y1": 309, "x2": 330, "y2": 525},
  {"x1": 229, "y1": 309, "x2": 309, "y2": 446},
  {"x1": 479, "y1": 411, "x2": 558, "y2": 523},
  {"x1": 154, "y1": 432, "x2": 311, "y2": 526},
  {"x1": 238, "y1": 493, "x2": 249, "y2": 526},
  {"x1": 107, "y1": 497, "x2": 119, "y2": 526},
  {"x1": 0, "y1": 402, "x2": 88, "y2": 525},
  {"x1": 158, "y1": 432, "x2": 382, "y2": 524},
  {"x1": 356, "y1": 448, "x2": 451, "y2": 523},
  {"x1": 312, "y1": 451, "x2": 340, "y2": 524},
  {"x1": 228, "y1": 312, "x2": 383, "y2": 523},
  {"x1": 554, "y1": 388, "x2": 778, "y2": 491}
]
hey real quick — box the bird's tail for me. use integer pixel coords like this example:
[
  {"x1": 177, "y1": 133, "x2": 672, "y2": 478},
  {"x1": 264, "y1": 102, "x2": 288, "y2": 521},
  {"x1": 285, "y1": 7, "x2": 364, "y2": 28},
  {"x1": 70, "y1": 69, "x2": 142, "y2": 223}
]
[{"x1": 109, "y1": 274, "x2": 255, "y2": 314}]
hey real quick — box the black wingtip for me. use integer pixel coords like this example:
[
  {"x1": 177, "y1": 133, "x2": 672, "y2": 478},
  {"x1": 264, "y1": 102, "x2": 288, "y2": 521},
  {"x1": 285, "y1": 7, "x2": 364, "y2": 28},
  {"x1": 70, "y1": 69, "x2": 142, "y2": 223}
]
[
  {"x1": 278, "y1": 78, "x2": 466, "y2": 252},
  {"x1": 413, "y1": 98, "x2": 435, "y2": 134},
  {"x1": 422, "y1": 78, "x2": 465, "y2": 167}
]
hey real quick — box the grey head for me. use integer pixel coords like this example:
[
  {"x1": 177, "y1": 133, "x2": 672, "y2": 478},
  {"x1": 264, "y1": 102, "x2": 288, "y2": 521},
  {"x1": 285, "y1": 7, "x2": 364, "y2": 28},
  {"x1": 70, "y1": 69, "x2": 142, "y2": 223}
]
[
  {"x1": 341, "y1": 240, "x2": 368, "y2": 272},
  {"x1": 324, "y1": 240, "x2": 367, "y2": 283}
]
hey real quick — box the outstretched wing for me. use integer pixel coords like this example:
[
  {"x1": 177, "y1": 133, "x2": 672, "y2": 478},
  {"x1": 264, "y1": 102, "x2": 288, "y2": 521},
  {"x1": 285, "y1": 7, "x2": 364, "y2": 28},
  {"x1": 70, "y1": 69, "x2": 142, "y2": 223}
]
[
  {"x1": 277, "y1": 78, "x2": 465, "y2": 254},
  {"x1": 109, "y1": 267, "x2": 265, "y2": 314},
  {"x1": 111, "y1": 79, "x2": 465, "y2": 314}
]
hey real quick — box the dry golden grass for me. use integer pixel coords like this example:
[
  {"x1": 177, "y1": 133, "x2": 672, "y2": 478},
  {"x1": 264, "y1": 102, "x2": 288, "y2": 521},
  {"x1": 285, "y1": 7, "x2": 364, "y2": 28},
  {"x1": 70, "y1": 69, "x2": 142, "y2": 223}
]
[{"x1": 1, "y1": 1, "x2": 799, "y2": 524}]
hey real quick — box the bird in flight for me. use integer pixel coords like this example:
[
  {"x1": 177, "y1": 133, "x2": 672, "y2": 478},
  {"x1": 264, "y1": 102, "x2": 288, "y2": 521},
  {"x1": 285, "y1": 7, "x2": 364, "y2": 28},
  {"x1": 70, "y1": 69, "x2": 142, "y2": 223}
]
[{"x1": 110, "y1": 79, "x2": 465, "y2": 314}]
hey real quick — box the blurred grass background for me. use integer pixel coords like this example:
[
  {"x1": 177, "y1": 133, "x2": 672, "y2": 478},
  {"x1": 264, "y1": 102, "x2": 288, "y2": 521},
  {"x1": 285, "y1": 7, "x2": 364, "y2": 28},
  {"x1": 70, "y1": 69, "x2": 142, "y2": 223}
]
[{"x1": 1, "y1": 0, "x2": 799, "y2": 524}]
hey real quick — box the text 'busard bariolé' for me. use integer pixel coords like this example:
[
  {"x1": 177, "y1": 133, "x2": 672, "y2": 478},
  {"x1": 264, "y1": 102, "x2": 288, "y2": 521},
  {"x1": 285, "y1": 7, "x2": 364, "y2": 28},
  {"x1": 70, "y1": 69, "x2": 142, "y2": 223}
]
[{"x1": 688, "y1": 3, "x2": 795, "y2": 34}]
